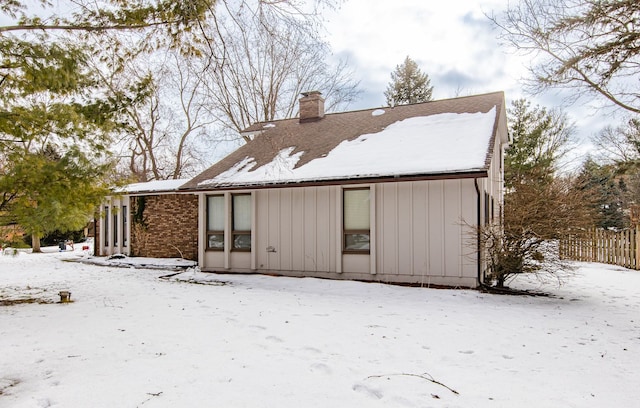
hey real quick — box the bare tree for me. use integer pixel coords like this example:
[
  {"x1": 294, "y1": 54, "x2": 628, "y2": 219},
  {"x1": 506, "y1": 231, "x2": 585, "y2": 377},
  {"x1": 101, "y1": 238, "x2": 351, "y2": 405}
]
[
  {"x1": 490, "y1": 0, "x2": 640, "y2": 114},
  {"x1": 96, "y1": 50, "x2": 215, "y2": 181},
  {"x1": 591, "y1": 118, "x2": 640, "y2": 214},
  {"x1": 476, "y1": 99, "x2": 594, "y2": 289},
  {"x1": 3, "y1": 0, "x2": 342, "y2": 184},
  {"x1": 97, "y1": 0, "x2": 357, "y2": 179},
  {"x1": 479, "y1": 176, "x2": 595, "y2": 288},
  {"x1": 200, "y1": 2, "x2": 361, "y2": 142},
  {"x1": 592, "y1": 118, "x2": 640, "y2": 169}
]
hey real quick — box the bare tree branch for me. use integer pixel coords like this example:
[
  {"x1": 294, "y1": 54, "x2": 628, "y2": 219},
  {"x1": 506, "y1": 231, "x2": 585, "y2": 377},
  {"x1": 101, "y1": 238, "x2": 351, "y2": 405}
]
[
  {"x1": 366, "y1": 372, "x2": 459, "y2": 395},
  {"x1": 198, "y1": 2, "x2": 359, "y2": 140},
  {"x1": 490, "y1": 0, "x2": 640, "y2": 114}
]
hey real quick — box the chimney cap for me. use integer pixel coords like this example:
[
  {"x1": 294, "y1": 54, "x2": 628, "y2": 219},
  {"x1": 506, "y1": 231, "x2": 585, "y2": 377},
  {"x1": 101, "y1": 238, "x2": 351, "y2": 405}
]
[{"x1": 301, "y1": 90, "x2": 322, "y2": 98}]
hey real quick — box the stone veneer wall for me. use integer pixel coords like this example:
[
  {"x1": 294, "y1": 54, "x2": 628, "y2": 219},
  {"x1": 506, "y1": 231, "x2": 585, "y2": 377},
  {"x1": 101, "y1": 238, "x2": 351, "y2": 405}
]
[{"x1": 130, "y1": 194, "x2": 198, "y2": 261}]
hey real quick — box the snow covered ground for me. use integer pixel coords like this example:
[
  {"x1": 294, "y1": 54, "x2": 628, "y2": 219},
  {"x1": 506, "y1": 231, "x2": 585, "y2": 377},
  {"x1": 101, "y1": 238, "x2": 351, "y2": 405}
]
[{"x1": 1, "y1": 247, "x2": 639, "y2": 408}]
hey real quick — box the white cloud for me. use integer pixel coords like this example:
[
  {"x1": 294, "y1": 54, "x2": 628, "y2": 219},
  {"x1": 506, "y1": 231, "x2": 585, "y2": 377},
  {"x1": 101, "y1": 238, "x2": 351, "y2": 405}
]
[
  {"x1": 324, "y1": 0, "x2": 514, "y2": 103},
  {"x1": 322, "y1": 0, "x2": 614, "y2": 158}
]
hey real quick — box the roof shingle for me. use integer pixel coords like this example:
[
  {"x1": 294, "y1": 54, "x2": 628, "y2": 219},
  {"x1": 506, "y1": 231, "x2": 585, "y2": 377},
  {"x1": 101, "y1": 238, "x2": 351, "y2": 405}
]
[{"x1": 181, "y1": 91, "x2": 505, "y2": 190}]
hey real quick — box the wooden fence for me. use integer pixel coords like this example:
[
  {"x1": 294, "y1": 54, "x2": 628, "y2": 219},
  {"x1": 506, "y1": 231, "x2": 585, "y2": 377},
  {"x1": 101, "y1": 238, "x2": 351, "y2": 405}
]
[{"x1": 560, "y1": 227, "x2": 640, "y2": 270}]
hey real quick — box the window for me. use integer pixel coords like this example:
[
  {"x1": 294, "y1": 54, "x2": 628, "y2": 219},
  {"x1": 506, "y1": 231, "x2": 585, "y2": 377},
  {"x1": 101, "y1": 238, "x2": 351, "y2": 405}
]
[
  {"x1": 206, "y1": 195, "x2": 225, "y2": 250},
  {"x1": 232, "y1": 194, "x2": 251, "y2": 250},
  {"x1": 104, "y1": 206, "x2": 109, "y2": 247},
  {"x1": 113, "y1": 210, "x2": 118, "y2": 247},
  {"x1": 205, "y1": 194, "x2": 252, "y2": 251},
  {"x1": 122, "y1": 205, "x2": 128, "y2": 247},
  {"x1": 343, "y1": 188, "x2": 370, "y2": 253},
  {"x1": 484, "y1": 192, "x2": 490, "y2": 225}
]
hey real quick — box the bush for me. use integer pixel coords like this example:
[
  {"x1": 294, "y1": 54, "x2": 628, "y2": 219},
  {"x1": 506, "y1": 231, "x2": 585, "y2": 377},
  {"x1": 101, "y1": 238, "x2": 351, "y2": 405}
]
[
  {"x1": 479, "y1": 177, "x2": 594, "y2": 288},
  {"x1": 23, "y1": 229, "x2": 86, "y2": 247}
]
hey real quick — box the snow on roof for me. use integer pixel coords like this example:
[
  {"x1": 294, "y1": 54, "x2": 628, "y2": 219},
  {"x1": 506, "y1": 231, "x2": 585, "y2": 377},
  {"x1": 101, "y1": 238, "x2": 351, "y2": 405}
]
[
  {"x1": 199, "y1": 108, "x2": 496, "y2": 187},
  {"x1": 120, "y1": 179, "x2": 190, "y2": 193}
]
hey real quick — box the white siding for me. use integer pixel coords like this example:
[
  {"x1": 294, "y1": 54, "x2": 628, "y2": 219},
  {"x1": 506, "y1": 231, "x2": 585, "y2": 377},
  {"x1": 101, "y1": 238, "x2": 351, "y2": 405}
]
[
  {"x1": 255, "y1": 186, "x2": 336, "y2": 273},
  {"x1": 201, "y1": 178, "x2": 482, "y2": 287},
  {"x1": 100, "y1": 195, "x2": 130, "y2": 257},
  {"x1": 374, "y1": 179, "x2": 477, "y2": 285}
]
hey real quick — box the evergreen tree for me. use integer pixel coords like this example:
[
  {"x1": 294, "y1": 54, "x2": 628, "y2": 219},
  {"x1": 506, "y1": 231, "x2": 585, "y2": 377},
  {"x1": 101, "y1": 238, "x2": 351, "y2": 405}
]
[
  {"x1": 384, "y1": 56, "x2": 433, "y2": 107},
  {"x1": 0, "y1": 146, "x2": 112, "y2": 251},
  {"x1": 0, "y1": 38, "x2": 117, "y2": 251},
  {"x1": 575, "y1": 159, "x2": 627, "y2": 230},
  {"x1": 479, "y1": 99, "x2": 595, "y2": 288},
  {"x1": 505, "y1": 99, "x2": 572, "y2": 188},
  {"x1": 1, "y1": 1, "x2": 335, "y2": 249},
  {"x1": 0, "y1": 0, "x2": 217, "y2": 250}
]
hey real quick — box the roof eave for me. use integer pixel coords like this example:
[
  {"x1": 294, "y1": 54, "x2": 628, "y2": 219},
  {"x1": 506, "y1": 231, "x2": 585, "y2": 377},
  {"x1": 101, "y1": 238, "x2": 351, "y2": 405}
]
[
  {"x1": 179, "y1": 169, "x2": 489, "y2": 192},
  {"x1": 125, "y1": 190, "x2": 194, "y2": 196}
]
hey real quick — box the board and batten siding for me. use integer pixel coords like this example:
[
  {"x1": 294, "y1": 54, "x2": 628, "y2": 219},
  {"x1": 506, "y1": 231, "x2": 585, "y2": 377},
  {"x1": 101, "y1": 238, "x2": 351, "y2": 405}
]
[
  {"x1": 375, "y1": 179, "x2": 477, "y2": 286},
  {"x1": 200, "y1": 178, "x2": 481, "y2": 287},
  {"x1": 257, "y1": 186, "x2": 337, "y2": 273}
]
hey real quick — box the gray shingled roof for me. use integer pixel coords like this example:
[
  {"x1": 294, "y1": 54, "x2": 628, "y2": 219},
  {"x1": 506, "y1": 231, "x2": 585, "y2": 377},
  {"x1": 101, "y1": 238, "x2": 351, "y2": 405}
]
[{"x1": 181, "y1": 92, "x2": 505, "y2": 190}]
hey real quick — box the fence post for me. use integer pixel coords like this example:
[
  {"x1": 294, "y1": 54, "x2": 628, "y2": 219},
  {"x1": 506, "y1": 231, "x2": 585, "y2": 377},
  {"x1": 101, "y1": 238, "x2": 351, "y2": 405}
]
[
  {"x1": 636, "y1": 224, "x2": 640, "y2": 270},
  {"x1": 562, "y1": 227, "x2": 639, "y2": 269},
  {"x1": 624, "y1": 229, "x2": 629, "y2": 268},
  {"x1": 591, "y1": 228, "x2": 596, "y2": 262}
]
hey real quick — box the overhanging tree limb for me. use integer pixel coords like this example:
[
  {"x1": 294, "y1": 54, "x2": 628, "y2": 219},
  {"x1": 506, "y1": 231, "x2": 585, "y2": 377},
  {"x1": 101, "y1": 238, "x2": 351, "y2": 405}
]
[{"x1": 490, "y1": 0, "x2": 640, "y2": 114}]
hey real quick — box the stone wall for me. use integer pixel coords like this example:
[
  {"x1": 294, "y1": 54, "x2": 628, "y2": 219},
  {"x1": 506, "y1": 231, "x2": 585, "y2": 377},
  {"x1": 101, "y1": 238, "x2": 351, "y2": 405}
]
[{"x1": 130, "y1": 194, "x2": 198, "y2": 261}]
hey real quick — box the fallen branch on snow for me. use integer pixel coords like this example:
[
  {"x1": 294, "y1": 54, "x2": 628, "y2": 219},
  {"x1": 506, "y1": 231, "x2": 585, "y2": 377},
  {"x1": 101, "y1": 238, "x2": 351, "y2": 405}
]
[
  {"x1": 366, "y1": 372, "x2": 459, "y2": 395},
  {"x1": 138, "y1": 391, "x2": 163, "y2": 406}
]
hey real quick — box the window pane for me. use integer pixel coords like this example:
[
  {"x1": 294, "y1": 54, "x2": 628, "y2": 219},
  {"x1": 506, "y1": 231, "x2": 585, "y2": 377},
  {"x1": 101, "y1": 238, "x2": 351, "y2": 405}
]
[
  {"x1": 207, "y1": 195, "x2": 225, "y2": 231},
  {"x1": 104, "y1": 206, "x2": 109, "y2": 246},
  {"x1": 233, "y1": 194, "x2": 251, "y2": 231},
  {"x1": 208, "y1": 234, "x2": 224, "y2": 249},
  {"x1": 345, "y1": 233, "x2": 370, "y2": 251},
  {"x1": 344, "y1": 189, "x2": 370, "y2": 230},
  {"x1": 122, "y1": 206, "x2": 128, "y2": 247},
  {"x1": 233, "y1": 234, "x2": 251, "y2": 250},
  {"x1": 113, "y1": 212, "x2": 118, "y2": 246}
]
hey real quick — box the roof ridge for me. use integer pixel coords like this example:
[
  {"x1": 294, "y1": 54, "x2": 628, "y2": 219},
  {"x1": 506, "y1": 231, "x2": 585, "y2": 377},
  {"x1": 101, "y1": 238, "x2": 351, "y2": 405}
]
[{"x1": 245, "y1": 91, "x2": 505, "y2": 129}]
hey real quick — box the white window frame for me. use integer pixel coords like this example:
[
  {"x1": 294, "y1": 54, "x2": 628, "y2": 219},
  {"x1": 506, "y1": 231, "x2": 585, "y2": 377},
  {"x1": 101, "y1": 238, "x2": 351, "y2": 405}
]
[
  {"x1": 232, "y1": 193, "x2": 252, "y2": 251},
  {"x1": 206, "y1": 195, "x2": 225, "y2": 251},
  {"x1": 343, "y1": 187, "x2": 371, "y2": 253}
]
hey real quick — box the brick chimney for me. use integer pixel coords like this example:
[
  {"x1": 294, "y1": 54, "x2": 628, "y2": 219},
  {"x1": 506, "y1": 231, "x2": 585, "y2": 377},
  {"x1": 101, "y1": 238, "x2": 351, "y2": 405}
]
[{"x1": 299, "y1": 91, "x2": 325, "y2": 123}]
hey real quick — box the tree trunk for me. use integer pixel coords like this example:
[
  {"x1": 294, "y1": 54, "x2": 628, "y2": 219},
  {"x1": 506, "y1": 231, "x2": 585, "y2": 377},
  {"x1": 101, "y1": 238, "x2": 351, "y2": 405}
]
[{"x1": 31, "y1": 234, "x2": 41, "y2": 253}]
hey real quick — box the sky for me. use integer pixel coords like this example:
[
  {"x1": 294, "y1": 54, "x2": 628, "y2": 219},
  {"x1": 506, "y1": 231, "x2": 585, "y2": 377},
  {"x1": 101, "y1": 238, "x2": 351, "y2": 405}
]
[
  {"x1": 321, "y1": 0, "x2": 610, "y2": 166},
  {"x1": 324, "y1": 0, "x2": 516, "y2": 106},
  {"x1": 0, "y1": 0, "x2": 616, "y2": 169}
]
